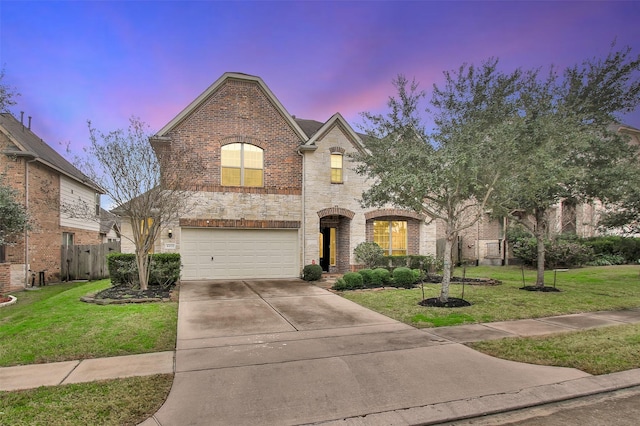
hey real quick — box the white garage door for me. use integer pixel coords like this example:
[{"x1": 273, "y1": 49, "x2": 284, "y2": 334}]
[{"x1": 181, "y1": 228, "x2": 299, "y2": 280}]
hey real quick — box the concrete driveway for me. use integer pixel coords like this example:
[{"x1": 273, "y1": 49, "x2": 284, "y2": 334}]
[{"x1": 149, "y1": 279, "x2": 590, "y2": 425}]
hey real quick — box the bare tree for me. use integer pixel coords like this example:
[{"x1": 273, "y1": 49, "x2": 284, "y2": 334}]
[{"x1": 69, "y1": 117, "x2": 201, "y2": 290}]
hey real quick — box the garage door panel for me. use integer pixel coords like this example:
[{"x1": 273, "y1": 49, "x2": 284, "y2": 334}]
[{"x1": 181, "y1": 229, "x2": 299, "y2": 280}]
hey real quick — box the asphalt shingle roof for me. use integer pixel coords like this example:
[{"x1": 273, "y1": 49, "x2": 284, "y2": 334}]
[{"x1": 0, "y1": 113, "x2": 101, "y2": 192}]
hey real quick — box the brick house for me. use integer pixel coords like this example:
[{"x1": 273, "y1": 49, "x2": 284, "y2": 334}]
[
  {"x1": 0, "y1": 113, "x2": 103, "y2": 292},
  {"x1": 119, "y1": 72, "x2": 437, "y2": 279}
]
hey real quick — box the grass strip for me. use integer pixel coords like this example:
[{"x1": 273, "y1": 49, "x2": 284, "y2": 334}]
[
  {"x1": 469, "y1": 323, "x2": 640, "y2": 375},
  {"x1": 0, "y1": 374, "x2": 172, "y2": 426},
  {"x1": 0, "y1": 280, "x2": 177, "y2": 367}
]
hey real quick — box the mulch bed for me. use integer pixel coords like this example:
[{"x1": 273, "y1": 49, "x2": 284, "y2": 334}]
[
  {"x1": 423, "y1": 275, "x2": 501, "y2": 286},
  {"x1": 519, "y1": 285, "x2": 561, "y2": 292},
  {"x1": 0, "y1": 295, "x2": 12, "y2": 303},
  {"x1": 419, "y1": 297, "x2": 472, "y2": 308},
  {"x1": 81, "y1": 284, "x2": 176, "y2": 304}
]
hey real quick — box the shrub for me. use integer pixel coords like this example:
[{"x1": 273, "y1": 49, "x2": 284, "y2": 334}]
[
  {"x1": 392, "y1": 267, "x2": 415, "y2": 289},
  {"x1": 354, "y1": 242, "x2": 385, "y2": 268},
  {"x1": 332, "y1": 278, "x2": 349, "y2": 291},
  {"x1": 377, "y1": 255, "x2": 443, "y2": 273},
  {"x1": 149, "y1": 253, "x2": 181, "y2": 287},
  {"x1": 412, "y1": 268, "x2": 424, "y2": 282},
  {"x1": 332, "y1": 272, "x2": 365, "y2": 291},
  {"x1": 106, "y1": 252, "x2": 181, "y2": 288},
  {"x1": 358, "y1": 268, "x2": 376, "y2": 287},
  {"x1": 512, "y1": 237, "x2": 594, "y2": 268},
  {"x1": 583, "y1": 236, "x2": 640, "y2": 264},
  {"x1": 343, "y1": 272, "x2": 364, "y2": 289},
  {"x1": 373, "y1": 268, "x2": 391, "y2": 285},
  {"x1": 302, "y1": 264, "x2": 323, "y2": 281}
]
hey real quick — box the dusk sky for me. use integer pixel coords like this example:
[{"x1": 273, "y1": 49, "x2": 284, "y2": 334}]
[{"x1": 1, "y1": 1, "x2": 639, "y2": 158}]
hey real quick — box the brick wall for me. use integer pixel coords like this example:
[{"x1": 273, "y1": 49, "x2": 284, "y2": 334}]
[
  {"x1": 164, "y1": 78, "x2": 303, "y2": 193},
  {"x1": 0, "y1": 263, "x2": 10, "y2": 294},
  {"x1": 1, "y1": 149, "x2": 101, "y2": 285}
]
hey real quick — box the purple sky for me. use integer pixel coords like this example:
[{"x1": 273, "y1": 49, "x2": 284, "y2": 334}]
[{"x1": 1, "y1": 1, "x2": 639, "y2": 158}]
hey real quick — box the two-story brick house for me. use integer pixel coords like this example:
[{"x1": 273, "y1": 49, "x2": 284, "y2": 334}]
[
  {"x1": 121, "y1": 72, "x2": 437, "y2": 279},
  {"x1": 0, "y1": 113, "x2": 103, "y2": 292}
]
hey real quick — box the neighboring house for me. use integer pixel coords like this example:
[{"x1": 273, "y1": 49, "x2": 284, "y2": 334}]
[
  {"x1": 100, "y1": 208, "x2": 121, "y2": 243},
  {"x1": 119, "y1": 72, "x2": 437, "y2": 279},
  {"x1": 463, "y1": 123, "x2": 640, "y2": 266},
  {"x1": 0, "y1": 113, "x2": 103, "y2": 291}
]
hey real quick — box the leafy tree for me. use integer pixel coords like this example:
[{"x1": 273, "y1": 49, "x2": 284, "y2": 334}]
[
  {"x1": 493, "y1": 46, "x2": 640, "y2": 287},
  {"x1": 0, "y1": 175, "x2": 29, "y2": 247},
  {"x1": 0, "y1": 68, "x2": 18, "y2": 112},
  {"x1": 355, "y1": 62, "x2": 522, "y2": 303},
  {"x1": 68, "y1": 117, "x2": 202, "y2": 290}
]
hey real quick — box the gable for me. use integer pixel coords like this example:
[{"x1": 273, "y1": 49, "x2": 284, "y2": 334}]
[{"x1": 156, "y1": 73, "x2": 306, "y2": 141}]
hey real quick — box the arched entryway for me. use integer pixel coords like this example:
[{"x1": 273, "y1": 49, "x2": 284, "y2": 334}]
[{"x1": 317, "y1": 207, "x2": 354, "y2": 273}]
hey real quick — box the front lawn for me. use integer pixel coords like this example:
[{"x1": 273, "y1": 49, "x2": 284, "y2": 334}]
[
  {"x1": 469, "y1": 323, "x2": 640, "y2": 375},
  {"x1": 0, "y1": 280, "x2": 178, "y2": 367},
  {"x1": 0, "y1": 374, "x2": 172, "y2": 426},
  {"x1": 340, "y1": 265, "x2": 640, "y2": 328}
]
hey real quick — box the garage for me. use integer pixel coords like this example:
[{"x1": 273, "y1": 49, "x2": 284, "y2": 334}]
[{"x1": 181, "y1": 228, "x2": 299, "y2": 280}]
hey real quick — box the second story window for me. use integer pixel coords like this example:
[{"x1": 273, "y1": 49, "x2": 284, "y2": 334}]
[
  {"x1": 221, "y1": 143, "x2": 264, "y2": 187},
  {"x1": 331, "y1": 153, "x2": 343, "y2": 183}
]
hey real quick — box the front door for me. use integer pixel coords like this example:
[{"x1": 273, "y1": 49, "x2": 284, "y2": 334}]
[{"x1": 320, "y1": 227, "x2": 332, "y2": 272}]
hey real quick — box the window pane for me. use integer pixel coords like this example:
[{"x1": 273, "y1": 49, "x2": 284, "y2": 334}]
[
  {"x1": 331, "y1": 168, "x2": 342, "y2": 183},
  {"x1": 391, "y1": 221, "x2": 407, "y2": 255},
  {"x1": 222, "y1": 167, "x2": 241, "y2": 186},
  {"x1": 373, "y1": 221, "x2": 390, "y2": 252},
  {"x1": 221, "y1": 143, "x2": 242, "y2": 167},
  {"x1": 244, "y1": 145, "x2": 263, "y2": 169},
  {"x1": 244, "y1": 168, "x2": 263, "y2": 187}
]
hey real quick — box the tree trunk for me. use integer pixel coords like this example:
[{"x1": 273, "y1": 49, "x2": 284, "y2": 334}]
[
  {"x1": 440, "y1": 234, "x2": 455, "y2": 303},
  {"x1": 136, "y1": 250, "x2": 150, "y2": 291},
  {"x1": 534, "y1": 208, "x2": 546, "y2": 288}
]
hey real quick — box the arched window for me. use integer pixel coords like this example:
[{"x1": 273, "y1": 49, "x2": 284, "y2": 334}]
[{"x1": 221, "y1": 143, "x2": 264, "y2": 187}]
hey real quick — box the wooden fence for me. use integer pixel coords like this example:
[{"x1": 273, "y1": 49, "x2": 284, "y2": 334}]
[{"x1": 61, "y1": 241, "x2": 121, "y2": 281}]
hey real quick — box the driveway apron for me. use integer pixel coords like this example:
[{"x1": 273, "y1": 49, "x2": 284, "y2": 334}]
[{"x1": 151, "y1": 279, "x2": 590, "y2": 426}]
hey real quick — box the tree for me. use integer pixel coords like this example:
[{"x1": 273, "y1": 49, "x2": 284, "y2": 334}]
[
  {"x1": 355, "y1": 63, "x2": 522, "y2": 303},
  {"x1": 0, "y1": 175, "x2": 29, "y2": 247},
  {"x1": 493, "y1": 46, "x2": 640, "y2": 287},
  {"x1": 0, "y1": 68, "x2": 19, "y2": 112},
  {"x1": 69, "y1": 117, "x2": 201, "y2": 291}
]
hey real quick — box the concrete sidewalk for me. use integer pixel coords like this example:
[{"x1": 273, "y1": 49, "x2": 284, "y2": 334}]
[{"x1": 2, "y1": 280, "x2": 640, "y2": 426}]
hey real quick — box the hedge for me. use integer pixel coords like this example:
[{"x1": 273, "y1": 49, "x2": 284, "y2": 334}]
[{"x1": 106, "y1": 252, "x2": 181, "y2": 287}]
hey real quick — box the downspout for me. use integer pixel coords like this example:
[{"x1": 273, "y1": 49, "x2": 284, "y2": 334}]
[
  {"x1": 24, "y1": 156, "x2": 37, "y2": 287},
  {"x1": 296, "y1": 147, "x2": 305, "y2": 272}
]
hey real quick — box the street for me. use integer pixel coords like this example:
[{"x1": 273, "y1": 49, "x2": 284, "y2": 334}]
[{"x1": 444, "y1": 385, "x2": 640, "y2": 426}]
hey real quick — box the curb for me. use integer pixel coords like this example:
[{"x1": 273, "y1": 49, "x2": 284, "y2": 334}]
[{"x1": 309, "y1": 369, "x2": 640, "y2": 425}]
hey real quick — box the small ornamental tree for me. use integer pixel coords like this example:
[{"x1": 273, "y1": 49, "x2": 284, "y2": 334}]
[
  {"x1": 353, "y1": 242, "x2": 384, "y2": 269},
  {"x1": 0, "y1": 175, "x2": 29, "y2": 248},
  {"x1": 68, "y1": 117, "x2": 203, "y2": 291}
]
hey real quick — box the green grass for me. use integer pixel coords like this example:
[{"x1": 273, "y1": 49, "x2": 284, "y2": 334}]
[
  {"x1": 469, "y1": 323, "x2": 640, "y2": 375},
  {"x1": 0, "y1": 374, "x2": 173, "y2": 425},
  {"x1": 0, "y1": 280, "x2": 178, "y2": 367},
  {"x1": 341, "y1": 265, "x2": 640, "y2": 328}
]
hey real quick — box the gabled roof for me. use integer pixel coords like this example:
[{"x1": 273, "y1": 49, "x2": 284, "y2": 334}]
[
  {"x1": 155, "y1": 72, "x2": 307, "y2": 140},
  {"x1": 298, "y1": 113, "x2": 367, "y2": 153},
  {"x1": 0, "y1": 113, "x2": 102, "y2": 192}
]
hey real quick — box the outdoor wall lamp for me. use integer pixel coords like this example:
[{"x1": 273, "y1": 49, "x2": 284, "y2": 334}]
[{"x1": 168, "y1": 229, "x2": 173, "y2": 239}]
